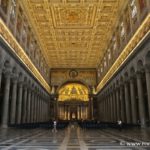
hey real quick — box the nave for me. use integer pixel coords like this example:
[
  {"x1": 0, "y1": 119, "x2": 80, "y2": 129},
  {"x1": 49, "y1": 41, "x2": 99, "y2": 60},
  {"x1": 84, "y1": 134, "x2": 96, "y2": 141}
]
[{"x1": 0, "y1": 123, "x2": 150, "y2": 150}]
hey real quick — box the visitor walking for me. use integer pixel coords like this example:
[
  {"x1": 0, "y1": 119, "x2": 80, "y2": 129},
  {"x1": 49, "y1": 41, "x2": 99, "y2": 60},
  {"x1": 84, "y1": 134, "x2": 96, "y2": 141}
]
[
  {"x1": 52, "y1": 120, "x2": 57, "y2": 133},
  {"x1": 117, "y1": 120, "x2": 122, "y2": 131}
]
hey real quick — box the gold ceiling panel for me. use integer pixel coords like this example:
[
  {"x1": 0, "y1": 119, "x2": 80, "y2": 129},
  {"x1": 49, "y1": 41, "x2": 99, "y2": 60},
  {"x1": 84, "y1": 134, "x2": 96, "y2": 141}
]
[{"x1": 21, "y1": 0, "x2": 123, "y2": 68}]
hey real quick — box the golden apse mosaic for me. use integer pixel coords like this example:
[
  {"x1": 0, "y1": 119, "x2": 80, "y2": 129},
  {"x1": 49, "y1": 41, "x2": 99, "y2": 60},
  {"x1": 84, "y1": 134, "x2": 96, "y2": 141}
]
[
  {"x1": 20, "y1": 0, "x2": 124, "y2": 68},
  {"x1": 58, "y1": 83, "x2": 89, "y2": 101}
]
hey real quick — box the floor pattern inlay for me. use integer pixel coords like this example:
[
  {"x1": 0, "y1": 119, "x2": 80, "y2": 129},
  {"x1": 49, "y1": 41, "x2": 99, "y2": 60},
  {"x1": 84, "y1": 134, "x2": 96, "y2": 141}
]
[{"x1": 0, "y1": 124, "x2": 150, "y2": 150}]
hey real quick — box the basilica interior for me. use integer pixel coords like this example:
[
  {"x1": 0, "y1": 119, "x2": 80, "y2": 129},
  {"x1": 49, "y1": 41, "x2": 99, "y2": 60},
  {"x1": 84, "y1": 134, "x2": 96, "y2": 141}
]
[{"x1": 0, "y1": 0, "x2": 150, "y2": 149}]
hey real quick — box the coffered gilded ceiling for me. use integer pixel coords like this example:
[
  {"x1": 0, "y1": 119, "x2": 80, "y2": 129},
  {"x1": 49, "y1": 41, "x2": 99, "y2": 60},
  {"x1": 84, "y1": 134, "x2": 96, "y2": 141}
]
[{"x1": 21, "y1": 0, "x2": 124, "y2": 68}]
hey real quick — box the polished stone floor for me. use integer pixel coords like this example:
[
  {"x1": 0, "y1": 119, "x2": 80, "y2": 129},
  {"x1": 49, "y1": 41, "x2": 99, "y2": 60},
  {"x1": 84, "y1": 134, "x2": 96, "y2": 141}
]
[{"x1": 0, "y1": 124, "x2": 150, "y2": 150}]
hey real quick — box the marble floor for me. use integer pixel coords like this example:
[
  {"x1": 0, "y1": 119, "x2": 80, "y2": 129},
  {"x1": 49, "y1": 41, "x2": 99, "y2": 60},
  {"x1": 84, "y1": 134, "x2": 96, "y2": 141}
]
[{"x1": 0, "y1": 124, "x2": 150, "y2": 150}]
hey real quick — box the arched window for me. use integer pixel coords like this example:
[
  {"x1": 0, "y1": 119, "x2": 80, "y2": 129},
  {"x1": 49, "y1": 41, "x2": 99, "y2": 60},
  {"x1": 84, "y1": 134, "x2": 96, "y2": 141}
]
[
  {"x1": 101, "y1": 66, "x2": 103, "y2": 73},
  {"x1": 104, "y1": 57, "x2": 107, "y2": 67},
  {"x1": 130, "y1": 0, "x2": 138, "y2": 23},
  {"x1": 108, "y1": 49, "x2": 111, "y2": 60},
  {"x1": 10, "y1": 0, "x2": 16, "y2": 24},
  {"x1": 120, "y1": 22, "x2": 125, "y2": 38},
  {"x1": 0, "y1": 0, "x2": 9, "y2": 14}
]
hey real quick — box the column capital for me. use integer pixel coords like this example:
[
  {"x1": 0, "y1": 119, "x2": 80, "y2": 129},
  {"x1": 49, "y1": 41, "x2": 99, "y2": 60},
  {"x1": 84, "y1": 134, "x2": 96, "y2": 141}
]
[
  {"x1": 145, "y1": 65, "x2": 150, "y2": 73},
  {"x1": 0, "y1": 59, "x2": 4, "y2": 71},
  {"x1": 30, "y1": 88, "x2": 35, "y2": 93},
  {"x1": 115, "y1": 85, "x2": 120, "y2": 90},
  {"x1": 12, "y1": 74, "x2": 18, "y2": 84},
  {"x1": 124, "y1": 79, "x2": 129, "y2": 85},
  {"x1": 23, "y1": 83, "x2": 28, "y2": 90},
  {"x1": 18, "y1": 81, "x2": 24, "y2": 88},
  {"x1": 12, "y1": 78, "x2": 18, "y2": 84},
  {"x1": 130, "y1": 76, "x2": 135, "y2": 83},
  {"x1": 136, "y1": 71, "x2": 143, "y2": 79},
  {"x1": 3, "y1": 67, "x2": 12, "y2": 78},
  {"x1": 27, "y1": 87, "x2": 32, "y2": 93},
  {"x1": 0, "y1": 68, "x2": 3, "y2": 74},
  {"x1": 119, "y1": 81, "x2": 124, "y2": 86}
]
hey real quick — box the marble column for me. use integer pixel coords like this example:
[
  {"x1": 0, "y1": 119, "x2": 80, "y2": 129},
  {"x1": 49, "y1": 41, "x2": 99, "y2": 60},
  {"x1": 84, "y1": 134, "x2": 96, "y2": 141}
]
[
  {"x1": 108, "y1": 95, "x2": 111, "y2": 121},
  {"x1": 120, "y1": 84, "x2": 126, "y2": 122},
  {"x1": 113, "y1": 90, "x2": 117, "y2": 122},
  {"x1": 10, "y1": 78, "x2": 18, "y2": 124},
  {"x1": 46, "y1": 102, "x2": 49, "y2": 121},
  {"x1": 46, "y1": 101, "x2": 48, "y2": 121},
  {"x1": 37, "y1": 95, "x2": 40, "y2": 122},
  {"x1": 103, "y1": 101, "x2": 105, "y2": 121},
  {"x1": 33, "y1": 93, "x2": 37, "y2": 123},
  {"x1": 1, "y1": 72, "x2": 11, "y2": 128},
  {"x1": 105, "y1": 100, "x2": 107, "y2": 121},
  {"x1": 56, "y1": 99, "x2": 58, "y2": 120},
  {"x1": 41, "y1": 100, "x2": 43, "y2": 122},
  {"x1": 80, "y1": 105, "x2": 82, "y2": 120},
  {"x1": 110, "y1": 93, "x2": 114, "y2": 122},
  {"x1": 35, "y1": 93, "x2": 39, "y2": 122},
  {"x1": 102, "y1": 102, "x2": 104, "y2": 121},
  {"x1": 58, "y1": 104, "x2": 60, "y2": 119},
  {"x1": 124, "y1": 81, "x2": 131, "y2": 123},
  {"x1": 29, "y1": 91, "x2": 32, "y2": 122},
  {"x1": 0, "y1": 68, "x2": 2, "y2": 90},
  {"x1": 116, "y1": 87, "x2": 120, "y2": 120},
  {"x1": 91, "y1": 98, "x2": 93, "y2": 119},
  {"x1": 104, "y1": 99, "x2": 106, "y2": 121},
  {"x1": 31, "y1": 91, "x2": 35, "y2": 123},
  {"x1": 136, "y1": 72, "x2": 146, "y2": 127},
  {"x1": 43, "y1": 101, "x2": 45, "y2": 122},
  {"x1": 46, "y1": 102, "x2": 48, "y2": 121},
  {"x1": 44, "y1": 102, "x2": 46, "y2": 121},
  {"x1": 77, "y1": 106, "x2": 79, "y2": 120},
  {"x1": 68, "y1": 106, "x2": 70, "y2": 120},
  {"x1": 38, "y1": 98, "x2": 40, "y2": 122},
  {"x1": 42, "y1": 100, "x2": 44, "y2": 122},
  {"x1": 35, "y1": 94, "x2": 38, "y2": 122},
  {"x1": 17, "y1": 82, "x2": 23, "y2": 124},
  {"x1": 27, "y1": 89, "x2": 31, "y2": 123},
  {"x1": 107, "y1": 96, "x2": 109, "y2": 121},
  {"x1": 39, "y1": 98, "x2": 41, "y2": 122},
  {"x1": 88, "y1": 97, "x2": 93, "y2": 119},
  {"x1": 64, "y1": 105, "x2": 66, "y2": 120},
  {"x1": 130, "y1": 77, "x2": 138, "y2": 124},
  {"x1": 107, "y1": 97, "x2": 109, "y2": 121},
  {"x1": 86, "y1": 105, "x2": 88, "y2": 119},
  {"x1": 22, "y1": 86, "x2": 28, "y2": 123},
  {"x1": 42, "y1": 100, "x2": 45, "y2": 121},
  {"x1": 105, "y1": 98, "x2": 108, "y2": 121},
  {"x1": 145, "y1": 67, "x2": 150, "y2": 118},
  {"x1": 39, "y1": 98, "x2": 42, "y2": 122},
  {"x1": 40, "y1": 97, "x2": 42, "y2": 122}
]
